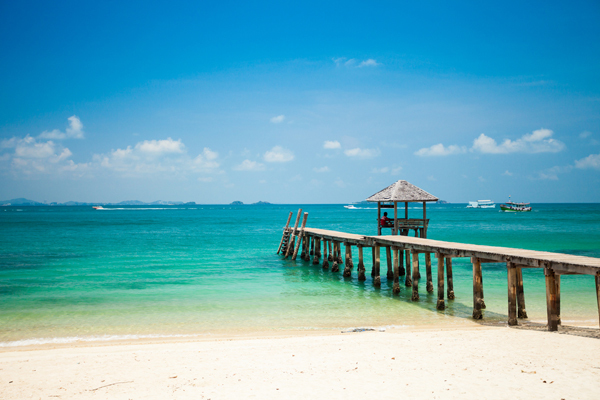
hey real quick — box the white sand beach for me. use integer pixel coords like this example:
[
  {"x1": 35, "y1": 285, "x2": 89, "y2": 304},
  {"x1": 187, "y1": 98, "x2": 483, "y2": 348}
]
[{"x1": 2, "y1": 324, "x2": 599, "y2": 399}]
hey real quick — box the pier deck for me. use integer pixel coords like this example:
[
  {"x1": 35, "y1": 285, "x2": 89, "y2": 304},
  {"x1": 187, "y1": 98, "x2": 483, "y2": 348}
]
[{"x1": 278, "y1": 215, "x2": 600, "y2": 332}]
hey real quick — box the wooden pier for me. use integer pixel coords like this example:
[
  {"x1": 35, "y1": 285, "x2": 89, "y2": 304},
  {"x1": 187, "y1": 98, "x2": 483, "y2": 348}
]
[{"x1": 277, "y1": 209, "x2": 600, "y2": 332}]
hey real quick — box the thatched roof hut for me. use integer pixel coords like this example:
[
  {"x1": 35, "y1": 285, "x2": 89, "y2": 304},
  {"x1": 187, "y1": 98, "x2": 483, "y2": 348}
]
[
  {"x1": 366, "y1": 180, "x2": 438, "y2": 203},
  {"x1": 366, "y1": 180, "x2": 438, "y2": 237}
]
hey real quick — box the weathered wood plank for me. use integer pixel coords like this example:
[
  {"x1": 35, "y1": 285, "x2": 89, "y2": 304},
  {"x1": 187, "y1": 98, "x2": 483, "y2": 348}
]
[{"x1": 277, "y1": 211, "x2": 293, "y2": 254}]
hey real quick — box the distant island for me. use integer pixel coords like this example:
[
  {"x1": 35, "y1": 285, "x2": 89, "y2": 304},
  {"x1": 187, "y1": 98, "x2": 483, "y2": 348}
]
[
  {"x1": 0, "y1": 198, "x2": 274, "y2": 206},
  {"x1": 229, "y1": 201, "x2": 272, "y2": 205}
]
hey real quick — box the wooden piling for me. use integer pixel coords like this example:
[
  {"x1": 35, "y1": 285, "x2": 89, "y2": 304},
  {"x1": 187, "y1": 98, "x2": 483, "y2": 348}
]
[
  {"x1": 596, "y1": 273, "x2": 600, "y2": 329},
  {"x1": 332, "y1": 241, "x2": 340, "y2": 272},
  {"x1": 436, "y1": 253, "x2": 445, "y2": 310},
  {"x1": 472, "y1": 257, "x2": 483, "y2": 320},
  {"x1": 556, "y1": 275, "x2": 561, "y2": 325},
  {"x1": 357, "y1": 245, "x2": 366, "y2": 281},
  {"x1": 516, "y1": 266, "x2": 527, "y2": 319},
  {"x1": 322, "y1": 239, "x2": 329, "y2": 270},
  {"x1": 446, "y1": 257, "x2": 455, "y2": 299},
  {"x1": 328, "y1": 240, "x2": 333, "y2": 262},
  {"x1": 285, "y1": 209, "x2": 302, "y2": 257},
  {"x1": 507, "y1": 262, "x2": 518, "y2": 326},
  {"x1": 386, "y1": 246, "x2": 394, "y2": 280},
  {"x1": 425, "y1": 253, "x2": 433, "y2": 293},
  {"x1": 392, "y1": 246, "x2": 400, "y2": 294},
  {"x1": 312, "y1": 238, "x2": 320, "y2": 265},
  {"x1": 373, "y1": 246, "x2": 381, "y2": 287},
  {"x1": 545, "y1": 267, "x2": 559, "y2": 331},
  {"x1": 336, "y1": 243, "x2": 343, "y2": 264},
  {"x1": 411, "y1": 252, "x2": 419, "y2": 301},
  {"x1": 291, "y1": 212, "x2": 308, "y2": 260},
  {"x1": 276, "y1": 211, "x2": 293, "y2": 254},
  {"x1": 309, "y1": 235, "x2": 314, "y2": 256},
  {"x1": 405, "y1": 249, "x2": 412, "y2": 287},
  {"x1": 398, "y1": 249, "x2": 405, "y2": 276},
  {"x1": 343, "y1": 243, "x2": 354, "y2": 277}
]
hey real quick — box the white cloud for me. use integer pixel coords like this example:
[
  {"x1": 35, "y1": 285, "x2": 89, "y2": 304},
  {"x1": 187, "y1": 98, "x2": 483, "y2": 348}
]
[
  {"x1": 579, "y1": 131, "x2": 592, "y2": 139},
  {"x1": 415, "y1": 143, "x2": 467, "y2": 157},
  {"x1": 313, "y1": 166, "x2": 329, "y2": 173},
  {"x1": 472, "y1": 129, "x2": 565, "y2": 154},
  {"x1": 359, "y1": 59, "x2": 380, "y2": 67},
  {"x1": 270, "y1": 115, "x2": 285, "y2": 124},
  {"x1": 575, "y1": 153, "x2": 600, "y2": 170},
  {"x1": 371, "y1": 167, "x2": 389, "y2": 173},
  {"x1": 94, "y1": 139, "x2": 219, "y2": 176},
  {"x1": 233, "y1": 159, "x2": 265, "y2": 171},
  {"x1": 38, "y1": 116, "x2": 84, "y2": 140},
  {"x1": 323, "y1": 140, "x2": 341, "y2": 149},
  {"x1": 344, "y1": 147, "x2": 380, "y2": 159},
  {"x1": 503, "y1": 170, "x2": 513, "y2": 176},
  {"x1": 264, "y1": 146, "x2": 294, "y2": 162}
]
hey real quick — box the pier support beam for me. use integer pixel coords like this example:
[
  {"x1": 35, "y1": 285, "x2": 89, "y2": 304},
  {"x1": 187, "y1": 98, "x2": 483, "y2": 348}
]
[
  {"x1": 425, "y1": 253, "x2": 433, "y2": 293},
  {"x1": 436, "y1": 253, "x2": 445, "y2": 310},
  {"x1": 343, "y1": 243, "x2": 354, "y2": 277},
  {"x1": 446, "y1": 257, "x2": 455, "y2": 299},
  {"x1": 516, "y1": 266, "x2": 527, "y2": 319},
  {"x1": 331, "y1": 241, "x2": 339, "y2": 272},
  {"x1": 277, "y1": 211, "x2": 293, "y2": 254},
  {"x1": 507, "y1": 262, "x2": 518, "y2": 326},
  {"x1": 309, "y1": 236, "x2": 314, "y2": 256},
  {"x1": 398, "y1": 249, "x2": 405, "y2": 276},
  {"x1": 373, "y1": 246, "x2": 381, "y2": 287},
  {"x1": 411, "y1": 252, "x2": 420, "y2": 301},
  {"x1": 596, "y1": 273, "x2": 600, "y2": 329},
  {"x1": 312, "y1": 238, "x2": 320, "y2": 265},
  {"x1": 472, "y1": 257, "x2": 483, "y2": 320},
  {"x1": 392, "y1": 246, "x2": 400, "y2": 294},
  {"x1": 357, "y1": 245, "x2": 366, "y2": 281},
  {"x1": 405, "y1": 250, "x2": 412, "y2": 287},
  {"x1": 545, "y1": 267, "x2": 559, "y2": 331},
  {"x1": 386, "y1": 247, "x2": 393, "y2": 280},
  {"x1": 322, "y1": 240, "x2": 329, "y2": 270},
  {"x1": 328, "y1": 240, "x2": 333, "y2": 262}
]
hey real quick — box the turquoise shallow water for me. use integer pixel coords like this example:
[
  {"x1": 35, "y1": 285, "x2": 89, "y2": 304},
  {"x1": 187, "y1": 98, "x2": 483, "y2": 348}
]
[{"x1": 1, "y1": 204, "x2": 599, "y2": 346}]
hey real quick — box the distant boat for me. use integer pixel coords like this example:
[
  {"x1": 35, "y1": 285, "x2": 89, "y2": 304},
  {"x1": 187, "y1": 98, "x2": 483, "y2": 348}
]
[
  {"x1": 92, "y1": 206, "x2": 104, "y2": 210},
  {"x1": 466, "y1": 200, "x2": 496, "y2": 209},
  {"x1": 500, "y1": 201, "x2": 532, "y2": 212},
  {"x1": 344, "y1": 205, "x2": 358, "y2": 209}
]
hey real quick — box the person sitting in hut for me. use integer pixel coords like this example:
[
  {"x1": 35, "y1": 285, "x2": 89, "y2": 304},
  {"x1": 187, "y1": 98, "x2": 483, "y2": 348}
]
[{"x1": 379, "y1": 212, "x2": 393, "y2": 228}]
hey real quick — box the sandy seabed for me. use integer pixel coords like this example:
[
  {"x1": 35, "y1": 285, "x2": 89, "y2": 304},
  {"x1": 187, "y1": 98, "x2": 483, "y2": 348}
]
[{"x1": 1, "y1": 323, "x2": 599, "y2": 400}]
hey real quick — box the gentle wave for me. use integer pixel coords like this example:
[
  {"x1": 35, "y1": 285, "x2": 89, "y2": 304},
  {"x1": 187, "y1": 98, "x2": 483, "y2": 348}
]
[{"x1": 0, "y1": 333, "x2": 207, "y2": 348}]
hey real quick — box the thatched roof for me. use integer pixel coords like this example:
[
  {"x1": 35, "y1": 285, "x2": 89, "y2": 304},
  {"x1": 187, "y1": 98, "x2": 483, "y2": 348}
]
[{"x1": 366, "y1": 180, "x2": 438, "y2": 202}]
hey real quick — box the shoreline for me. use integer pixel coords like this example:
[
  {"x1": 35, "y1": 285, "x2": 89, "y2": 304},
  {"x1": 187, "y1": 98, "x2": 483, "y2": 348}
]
[{"x1": 2, "y1": 323, "x2": 599, "y2": 399}]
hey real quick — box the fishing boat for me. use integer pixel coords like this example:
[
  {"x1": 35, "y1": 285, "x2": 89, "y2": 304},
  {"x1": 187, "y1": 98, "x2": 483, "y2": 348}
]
[
  {"x1": 500, "y1": 198, "x2": 532, "y2": 212},
  {"x1": 92, "y1": 206, "x2": 104, "y2": 210},
  {"x1": 466, "y1": 200, "x2": 496, "y2": 208}
]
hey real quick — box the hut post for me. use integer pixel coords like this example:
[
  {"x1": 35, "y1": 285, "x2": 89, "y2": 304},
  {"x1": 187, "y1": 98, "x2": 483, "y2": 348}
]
[
  {"x1": 386, "y1": 246, "x2": 393, "y2": 280},
  {"x1": 411, "y1": 252, "x2": 420, "y2": 301},
  {"x1": 405, "y1": 249, "x2": 412, "y2": 287},
  {"x1": 472, "y1": 257, "x2": 483, "y2": 319},
  {"x1": 291, "y1": 212, "x2": 308, "y2": 260},
  {"x1": 312, "y1": 238, "x2": 320, "y2": 265},
  {"x1": 377, "y1": 202, "x2": 382, "y2": 235},
  {"x1": 322, "y1": 239, "x2": 329, "y2": 270},
  {"x1": 357, "y1": 245, "x2": 366, "y2": 281},
  {"x1": 544, "y1": 266, "x2": 559, "y2": 331},
  {"x1": 422, "y1": 201, "x2": 426, "y2": 238},
  {"x1": 343, "y1": 243, "x2": 354, "y2": 277},
  {"x1": 405, "y1": 201, "x2": 408, "y2": 219},
  {"x1": 373, "y1": 246, "x2": 381, "y2": 287},
  {"x1": 507, "y1": 261, "x2": 518, "y2": 326},
  {"x1": 331, "y1": 241, "x2": 339, "y2": 272},
  {"x1": 516, "y1": 266, "x2": 527, "y2": 319},
  {"x1": 436, "y1": 253, "x2": 445, "y2": 310},
  {"x1": 446, "y1": 257, "x2": 455, "y2": 299},
  {"x1": 277, "y1": 211, "x2": 293, "y2": 254},
  {"x1": 392, "y1": 246, "x2": 400, "y2": 294},
  {"x1": 425, "y1": 253, "x2": 433, "y2": 293},
  {"x1": 285, "y1": 208, "x2": 302, "y2": 257},
  {"x1": 595, "y1": 273, "x2": 600, "y2": 329},
  {"x1": 393, "y1": 202, "x2": 398, "y2": 235}
]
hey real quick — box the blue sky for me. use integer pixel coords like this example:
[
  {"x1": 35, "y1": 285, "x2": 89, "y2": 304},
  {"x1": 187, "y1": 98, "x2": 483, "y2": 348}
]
[{"x1": 1, "y1": 1, "x2": 599, "y2": 203}]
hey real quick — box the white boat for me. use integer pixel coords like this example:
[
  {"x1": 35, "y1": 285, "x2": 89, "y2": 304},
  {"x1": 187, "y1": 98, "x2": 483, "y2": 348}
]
[
  {"x1": 466, "y1": 200, "x2": 496, "y2": 209},
  {"x1": 344, "y1": 205, "x2": 358, "y2": 209},
  {"x1": 92, "y1": 206, "x2": 104, "y2": 210}
]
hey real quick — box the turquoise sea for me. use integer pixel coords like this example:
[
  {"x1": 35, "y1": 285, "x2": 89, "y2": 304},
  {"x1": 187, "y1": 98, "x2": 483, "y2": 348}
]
[{"x1": 1, "y1": 203, "x2": 599, "y2": 346}]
